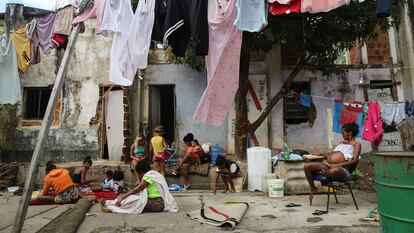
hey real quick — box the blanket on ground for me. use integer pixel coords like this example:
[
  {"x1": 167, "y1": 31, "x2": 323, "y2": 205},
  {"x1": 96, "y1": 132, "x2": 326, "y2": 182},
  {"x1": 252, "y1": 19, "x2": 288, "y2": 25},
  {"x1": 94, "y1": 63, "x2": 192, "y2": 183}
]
[
  {"x1": 29, "y1": 190, "x2": 119, "y2": 205},
  {"x1": 187, "y1": 202, "x2": 249, "y2": 230},
  {"x1": 104, "y1": 170, "x2": 178, "y2": 214}
]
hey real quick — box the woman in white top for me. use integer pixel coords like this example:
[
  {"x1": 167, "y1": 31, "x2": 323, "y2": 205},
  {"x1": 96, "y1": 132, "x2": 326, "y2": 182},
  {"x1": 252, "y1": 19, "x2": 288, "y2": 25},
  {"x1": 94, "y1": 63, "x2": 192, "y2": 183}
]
[{"x1": 304, "y1": 123, "x2": 361, "y2": 205}]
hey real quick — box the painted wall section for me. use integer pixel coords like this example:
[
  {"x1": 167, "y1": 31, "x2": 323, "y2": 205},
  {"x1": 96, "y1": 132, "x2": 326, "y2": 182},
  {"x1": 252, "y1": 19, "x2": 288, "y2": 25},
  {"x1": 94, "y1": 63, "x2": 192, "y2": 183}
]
[
  {"x1": 144, "y1": 64, "x2": 228, "y2": 154},
  {"x1": 283, "y1": 67, "x2": 404, "y2": 154},
  {"x1": 5, "y1": 20, "x2": 111, "y2": 162}
]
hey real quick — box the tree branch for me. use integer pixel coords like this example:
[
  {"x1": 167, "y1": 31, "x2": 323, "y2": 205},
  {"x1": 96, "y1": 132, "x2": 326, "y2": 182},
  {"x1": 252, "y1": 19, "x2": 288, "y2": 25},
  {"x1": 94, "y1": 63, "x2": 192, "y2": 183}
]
[{"x1": 248, "y1": 55, "x2": 311, "y2": 134}]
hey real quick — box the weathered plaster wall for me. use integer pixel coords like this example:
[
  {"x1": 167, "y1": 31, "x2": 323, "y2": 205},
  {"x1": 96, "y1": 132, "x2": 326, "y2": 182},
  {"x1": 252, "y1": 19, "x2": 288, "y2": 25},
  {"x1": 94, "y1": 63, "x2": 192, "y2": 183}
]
[
  {"x1": 6, "y1": 20, "x2": 111, "y2": 162},
  {"x1": 283, "y1": 67, "x2": 403, "y2": 153},
  {"x1": 0, "y1": 106, "x2": 17, "y2": 159},
  {"x1": 145, "y1": 64, "x2": 228, "y2": 154},
  {"x1": 397, "y1": 4, "x2": 414, "y2": 101}
]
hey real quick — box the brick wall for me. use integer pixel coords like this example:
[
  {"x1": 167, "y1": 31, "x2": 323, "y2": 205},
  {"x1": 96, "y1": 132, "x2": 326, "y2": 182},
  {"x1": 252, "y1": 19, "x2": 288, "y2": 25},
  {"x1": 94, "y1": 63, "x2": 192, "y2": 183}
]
[{"x1": 366, "y1": 29, "x2": 391, "y2": 65}]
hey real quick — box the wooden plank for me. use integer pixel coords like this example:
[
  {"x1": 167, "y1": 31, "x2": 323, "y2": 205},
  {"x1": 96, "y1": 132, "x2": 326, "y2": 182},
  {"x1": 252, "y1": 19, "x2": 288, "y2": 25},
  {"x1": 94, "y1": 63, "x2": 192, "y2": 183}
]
[
  {"x1": 11, "y1": 25, "x2": 80, "y2": 233},
  {"x1": 389, "y1": 57, "x2": 398, "y2": 101},
  {"x1": 36, "y1": 198, "x2": 93, "y2": 233}
]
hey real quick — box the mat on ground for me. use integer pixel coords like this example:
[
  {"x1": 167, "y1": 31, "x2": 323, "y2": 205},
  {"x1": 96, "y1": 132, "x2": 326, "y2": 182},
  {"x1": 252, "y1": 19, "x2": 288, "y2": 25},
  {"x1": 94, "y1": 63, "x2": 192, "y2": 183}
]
[
  {"x1": 187, "y1": 202, "x2": 249, "y2": 229},
  {"x1": 29, "y1": 190, "x2": 119, "y2": 205}
]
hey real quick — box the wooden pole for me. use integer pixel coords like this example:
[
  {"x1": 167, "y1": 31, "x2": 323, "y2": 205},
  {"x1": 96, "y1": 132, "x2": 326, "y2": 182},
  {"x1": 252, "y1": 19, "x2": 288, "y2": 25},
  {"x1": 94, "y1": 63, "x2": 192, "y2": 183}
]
[
  {"x1": 11, "y1": 25, "x2": 80, "y2": 233},
  {"x1": 389, "y1": 57, "x2": 398, "y2": 101}
]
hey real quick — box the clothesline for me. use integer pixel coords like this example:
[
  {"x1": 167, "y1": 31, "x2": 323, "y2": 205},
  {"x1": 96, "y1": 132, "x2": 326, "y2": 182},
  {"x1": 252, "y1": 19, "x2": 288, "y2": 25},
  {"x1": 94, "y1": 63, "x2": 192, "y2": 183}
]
[{"x1": 289, "y1": 91, "x2": 414, "y2": 103}]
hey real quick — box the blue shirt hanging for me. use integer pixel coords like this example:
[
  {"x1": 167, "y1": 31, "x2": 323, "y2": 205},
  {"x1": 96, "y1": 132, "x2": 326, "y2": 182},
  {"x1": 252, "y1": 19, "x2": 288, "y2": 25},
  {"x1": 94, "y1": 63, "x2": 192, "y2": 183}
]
[
  {"x1": 376, "y1": 0, "x2": 390, "y2": 18},
  {"x1": 300, "y1": 93, "x2": 311, "y2": 108}
]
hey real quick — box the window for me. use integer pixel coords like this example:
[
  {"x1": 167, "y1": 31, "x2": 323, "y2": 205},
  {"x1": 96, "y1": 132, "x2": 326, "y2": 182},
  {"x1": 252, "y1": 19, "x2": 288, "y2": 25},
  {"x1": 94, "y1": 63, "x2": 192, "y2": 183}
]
[
  {"x1": 284, "y1": 82, "x2": 311, "y2": 125},
  {"x1": 24, "y1": 87, "x2": 52, "y2": 119}
]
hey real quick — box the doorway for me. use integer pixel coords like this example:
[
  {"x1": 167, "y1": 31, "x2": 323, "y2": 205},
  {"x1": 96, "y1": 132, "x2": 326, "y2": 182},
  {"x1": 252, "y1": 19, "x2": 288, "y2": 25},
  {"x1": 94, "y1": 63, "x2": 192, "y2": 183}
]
[{"x1": 149, "y1": 85, "x2": 176, "y2": 144}]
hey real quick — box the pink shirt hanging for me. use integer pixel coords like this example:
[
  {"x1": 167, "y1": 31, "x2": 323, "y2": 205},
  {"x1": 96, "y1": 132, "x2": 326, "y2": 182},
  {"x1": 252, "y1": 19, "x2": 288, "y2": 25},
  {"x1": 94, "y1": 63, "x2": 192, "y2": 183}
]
[
  {"x1": 193, "y1": 0, "x2": 242, "y2": 125},
  {"x1": 72, "y1": 0, "x2": 107, "y2": 35},
  {"x1": 362, "y1": 102, "x2": 383, "y2": 147},
  {"x1": 301, "y1": 0, "x2": 350, "y2": 13}
]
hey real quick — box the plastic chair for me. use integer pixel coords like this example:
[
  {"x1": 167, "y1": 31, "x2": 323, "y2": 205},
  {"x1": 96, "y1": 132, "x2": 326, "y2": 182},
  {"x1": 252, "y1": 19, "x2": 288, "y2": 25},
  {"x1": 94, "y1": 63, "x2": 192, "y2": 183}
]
[{"x1": 313, "y1": 174, "x2": 359, "y2": 213}]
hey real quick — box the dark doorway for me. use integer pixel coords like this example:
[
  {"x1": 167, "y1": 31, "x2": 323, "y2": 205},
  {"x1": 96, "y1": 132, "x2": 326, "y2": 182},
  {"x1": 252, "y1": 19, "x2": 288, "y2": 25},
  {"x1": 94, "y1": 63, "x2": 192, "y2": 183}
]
[{"x1": 149, "y1": 85, "x2": 176, "y2": 144}]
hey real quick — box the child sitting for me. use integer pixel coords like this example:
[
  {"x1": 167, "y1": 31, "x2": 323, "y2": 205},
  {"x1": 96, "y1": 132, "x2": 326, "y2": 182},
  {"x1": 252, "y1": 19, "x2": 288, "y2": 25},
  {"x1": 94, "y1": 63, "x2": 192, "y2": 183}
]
[
  {"x1": 191, "y1": 139, "x2": 203, "y2": 166},
  {"x1": 212, "y1": 156, "x2": 241, "y2": 194},
  {"x1": 101, "y1": 170, "x2": 114, "y2": 190},
  {"x1": 112, "y1": 170, "x2": 124, "y2": 193}
]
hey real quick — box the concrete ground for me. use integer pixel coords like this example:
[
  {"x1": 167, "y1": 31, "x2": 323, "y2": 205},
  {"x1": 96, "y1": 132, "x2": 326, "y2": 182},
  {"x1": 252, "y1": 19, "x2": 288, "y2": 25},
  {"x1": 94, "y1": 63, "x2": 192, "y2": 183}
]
[{"x1": 0, "y1": 190, "x2": 379, "y2": 233}]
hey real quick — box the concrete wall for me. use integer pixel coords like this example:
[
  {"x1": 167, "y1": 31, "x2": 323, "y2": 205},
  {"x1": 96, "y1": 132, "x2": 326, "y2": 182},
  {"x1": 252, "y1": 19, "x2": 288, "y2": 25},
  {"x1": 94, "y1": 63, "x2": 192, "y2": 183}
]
[
  {"x1": 283, "y1": 67, "x2": 404, "y2": 153},
  {"x1": 144, "y1": 64, "x2": 228, "y2": 154},
  {"x1": 4, "y1": 20, "x2": 111, "y2": 162}
]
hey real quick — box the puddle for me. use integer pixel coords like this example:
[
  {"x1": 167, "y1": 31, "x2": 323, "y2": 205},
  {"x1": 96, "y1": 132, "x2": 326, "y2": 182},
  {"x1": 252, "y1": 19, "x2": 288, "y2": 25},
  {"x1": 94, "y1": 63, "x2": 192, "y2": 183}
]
[
  {"x1": 261, "y1": 215, "x2": 277, "y2": 219},
  {"x1": 306, "y1": 217, "x2": 323, "y2": 223}
]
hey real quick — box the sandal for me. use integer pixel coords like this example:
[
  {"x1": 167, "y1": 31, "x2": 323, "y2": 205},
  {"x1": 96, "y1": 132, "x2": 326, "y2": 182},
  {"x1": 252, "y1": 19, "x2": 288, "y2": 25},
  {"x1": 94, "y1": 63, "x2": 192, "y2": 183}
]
[
  {"x1": 312, "y1": 210, "x2": 328, "y2": 215},
  {"x1": 285, "y1": 203, "x2": 302, "y2": 208}
]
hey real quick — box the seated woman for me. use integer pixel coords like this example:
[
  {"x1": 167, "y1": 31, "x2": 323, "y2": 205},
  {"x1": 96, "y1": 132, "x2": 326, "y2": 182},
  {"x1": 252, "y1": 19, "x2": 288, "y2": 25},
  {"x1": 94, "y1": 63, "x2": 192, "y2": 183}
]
[
  {"x1": 100, "y1": 160, "x2": 178, "y2": 214},
  {"x1": 304, "y1": 123, "x2": 361, "y2": 205},
  {"x1": 36, "y1": 163, "x2": 80, "y2": 204},
  {"x1": 72, "y1": 156, "x2": 101, "y2": 192},
  {"x1": 173, "y1": 133, "x2": 196, "y2": 190}
]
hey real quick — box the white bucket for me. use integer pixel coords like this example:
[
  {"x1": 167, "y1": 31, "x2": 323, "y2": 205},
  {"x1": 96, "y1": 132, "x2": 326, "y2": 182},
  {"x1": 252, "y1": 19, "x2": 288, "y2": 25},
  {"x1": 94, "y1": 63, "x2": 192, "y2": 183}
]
[
  {"x1": 268, "y1": 179, "x2": 284, "y2": 197},
  {"x1": 262, "y1": 174, "x2": 277, "y2": 194}
]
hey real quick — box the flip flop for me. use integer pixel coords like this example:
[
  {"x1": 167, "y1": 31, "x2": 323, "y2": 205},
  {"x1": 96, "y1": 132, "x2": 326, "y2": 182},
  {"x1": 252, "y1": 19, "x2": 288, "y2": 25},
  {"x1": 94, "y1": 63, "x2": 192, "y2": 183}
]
[
  {"x1": 285, "y1": 203, "x2": 302, "y2": 208},
  {"x1": 312, "y1": 210, "x2": 328, "y2": 215}
]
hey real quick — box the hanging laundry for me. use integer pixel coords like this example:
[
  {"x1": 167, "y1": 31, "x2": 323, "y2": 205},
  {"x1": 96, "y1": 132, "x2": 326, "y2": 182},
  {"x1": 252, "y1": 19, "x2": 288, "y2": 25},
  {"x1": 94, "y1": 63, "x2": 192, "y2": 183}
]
[
  {"x1": 152, "y1": 0, "x2": 167, "y2": 42},
  {"x1": 301, "y1": 0, "x2": 350, "y2": 14},
  {"x1": 51, "y1": 34, "x2": 68, "y2": 49},
  {"x1": 118, "y1": 0, "x2": 156, "y2": 81},
  {"x1": 193, "y1": 0, "x2": 242, "y2": 125},
  {"x1": 54, "y1": 5, "x2": 75, "y2": 36},
  {"x1": 163, "y1": 0, "x2": 209, "y2": 57},
  {"x1": 72, "y1": 0, "x2": 106, "y2": 35},
  {"x1": 380, "y1": 102, "x2": 405, "y2": 126},
  {"x1": 406, "y1": 101, "x2": 414, "y2": 117},
  {"x1": 0, "y1": 34, "x2": 21, "y2": 105},
  {"x1": 376, "y1": 0, "x2": 390, "y2": 18},
  {"x1": 362, "y1": 102, "x2": 383, "y2": 146},
  {"x1": 56, "y1": 0, "x2": 76, "y2": 10},
  {"x1": 299, "y1": 93, "x2": 311, "y2": 108},
  {"x1": 234, "y1": 0, "x2": 268, "y2": 32},
  {"x1": 100, "y1": 0, "x2": 134, "y2": 86},
  {"x1": 75, "y1": 0, "x2": 94, "y2": 17},
  {"x1": 333, "y1": 100, "x2": 363, "y2": 137},
  {"x1": 32, "y1": 13, "x2": 57, "y2": 55},
  {"x1": 268, "y1": 0, "x2": 294, "y2": 5},
  {"x1": 25, "y1": 19, "x2": 37, "y2": 39},
  {"x1": 26, "y1": 19, "x2": 40, "y2": 64},
  {"x1": 269, "y1": 0, "x2": 301, "y2": 15},
  {"x1": 10, "y1": 27, "x2": 31, "y2": 76}
]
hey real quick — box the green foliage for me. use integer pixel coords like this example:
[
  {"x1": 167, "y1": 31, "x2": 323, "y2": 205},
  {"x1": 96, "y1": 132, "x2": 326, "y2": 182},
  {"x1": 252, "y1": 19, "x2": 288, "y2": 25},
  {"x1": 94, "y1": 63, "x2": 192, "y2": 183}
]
[
  {"x1": 267, "y1": 0, "x2": 401, "y2": 75},
  {"x1": 164, "y1": 45, "x2": 205, "y2": 72},
  {"x1": 131, "y1": 0, "x2": 138, "y2": 10}
]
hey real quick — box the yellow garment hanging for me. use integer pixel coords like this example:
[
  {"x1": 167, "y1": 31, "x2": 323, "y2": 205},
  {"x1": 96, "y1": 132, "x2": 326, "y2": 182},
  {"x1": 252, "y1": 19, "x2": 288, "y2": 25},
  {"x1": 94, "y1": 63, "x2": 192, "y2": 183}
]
[{"x1": 10, "y1": 27, "x2": 31, "y2": 76}]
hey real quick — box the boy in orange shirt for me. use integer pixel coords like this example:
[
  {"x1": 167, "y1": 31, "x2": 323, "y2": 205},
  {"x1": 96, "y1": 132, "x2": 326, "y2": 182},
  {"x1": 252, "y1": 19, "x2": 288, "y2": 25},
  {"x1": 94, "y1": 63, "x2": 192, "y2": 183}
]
[{"x1": 36, "y1": 163, "x2": 80, "y2": 204}]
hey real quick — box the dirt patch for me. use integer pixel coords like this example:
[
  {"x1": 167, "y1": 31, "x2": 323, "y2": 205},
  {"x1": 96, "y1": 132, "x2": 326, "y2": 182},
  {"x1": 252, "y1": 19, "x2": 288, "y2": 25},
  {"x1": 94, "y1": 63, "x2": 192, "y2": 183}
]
[
  {"x1": 281, "y1": 209, "x2": 298, "y2": 212},
  {"x1": 306, "y1": 217, "x2": 323, "y2": 223},
  {"x1": 90, "y1": 226, "x2": 152, "y2": 233},
  {"x1": 261, "y1": 215, "x2": 277, "y2": 219}
]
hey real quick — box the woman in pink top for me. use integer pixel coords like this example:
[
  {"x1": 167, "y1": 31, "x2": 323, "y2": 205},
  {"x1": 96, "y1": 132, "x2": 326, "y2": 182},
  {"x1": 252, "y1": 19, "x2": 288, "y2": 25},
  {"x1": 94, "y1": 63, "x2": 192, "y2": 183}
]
[{"x1": 173, "y1": 133, "x2": 195, "y2": 190}]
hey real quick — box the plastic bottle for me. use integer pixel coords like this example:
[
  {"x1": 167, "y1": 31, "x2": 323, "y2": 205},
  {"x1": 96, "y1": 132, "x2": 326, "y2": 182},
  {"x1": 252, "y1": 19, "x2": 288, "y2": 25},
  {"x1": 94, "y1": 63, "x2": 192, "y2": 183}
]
[
  {"x1": 210, "y1": 144, "x2": 223, "y2": 165},
  {"x1": 283, "y1": 143, "x2": 290, "y2": 160}
]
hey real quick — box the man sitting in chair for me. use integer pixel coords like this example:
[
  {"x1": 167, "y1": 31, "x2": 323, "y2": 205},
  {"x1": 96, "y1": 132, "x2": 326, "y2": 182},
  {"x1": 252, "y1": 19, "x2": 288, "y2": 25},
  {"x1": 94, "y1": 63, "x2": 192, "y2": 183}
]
[{"x1": 304, "y1": 123, "x2": 361, "y2": 205}]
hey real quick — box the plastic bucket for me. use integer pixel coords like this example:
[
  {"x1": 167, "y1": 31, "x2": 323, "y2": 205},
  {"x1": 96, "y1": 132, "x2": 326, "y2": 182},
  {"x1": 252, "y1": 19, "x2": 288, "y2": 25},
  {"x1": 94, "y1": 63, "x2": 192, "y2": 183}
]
[
  {"x1": 233, "y1": 177, "x2": 244, "y2": 193},
  {"x1": 268, "y1": 179, "x2": 284, "y2": 197},
  {"x1": 262, "y1": 174, "x2": 277, "y2": 194}
]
